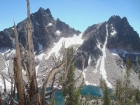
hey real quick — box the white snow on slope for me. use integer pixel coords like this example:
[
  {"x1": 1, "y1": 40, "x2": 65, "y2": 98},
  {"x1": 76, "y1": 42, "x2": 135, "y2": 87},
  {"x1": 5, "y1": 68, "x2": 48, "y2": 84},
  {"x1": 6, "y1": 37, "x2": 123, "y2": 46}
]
[
  {"x1": 0, "y1": 76, "x2": 11, "y2": 92},
  {"x1": 82, "y1": 71, "x2": 85, "y2": 79},
  {"x1": 38, "y1": 43, "x2": 43, "y2": 50},
  {"x1": 96, "y1": 39, "x2": 101, "y2": 50},
  {"x1": 0, "y1": 49, "x2": 10, "y2": 56},
  {"x1": 55, "y1": 30, "x2": 61, "y2": 36},
  {"x1": 47, "y1": 23, "x2": 53, "y2": 27},
  {"x1": 0, "y1": 49, "x2": 15, "y2": 57},
  {"x1": 85, "y1": 81, "x2": 97, "y2": 86},
  {"x1": 4, "y1": 60, "x2": 10, "y2": 73},
  {"x1": 82, "y1": 68, "x2": 87, "y2": 79},
  {"x1": 111, "y1": 30, "x2": 117, "y2": 36},
  {"x1": 46, "y1": 33, "x2": 83, "y2": 60},
  {"x1": 100, "y1": 24, "x2": 113, "y2": 88},
  {"x1": 35, "y1": 65, "x2": 39, "y2": 75},
  {"x1": 110, "y1": 24, "x2": 117, "y2": 36},
  {"x1": 88, "y1": 56, "x2": 91, "y2": 65},
  {"x1": 36, "y1": 53, "x2": 46, "y2": 60},
  {"x1": 94, "y1": 56, "x2": 101, "y2": 74},
  {"x1": 110, "y1": 49, "x2": 140, "y2": 57},
  {"x1": 0, "y1": 60, "x2": 11, "y2": 92},
  {"x1": 6, "y1": 49, "x2": 15, "y2": 57}
]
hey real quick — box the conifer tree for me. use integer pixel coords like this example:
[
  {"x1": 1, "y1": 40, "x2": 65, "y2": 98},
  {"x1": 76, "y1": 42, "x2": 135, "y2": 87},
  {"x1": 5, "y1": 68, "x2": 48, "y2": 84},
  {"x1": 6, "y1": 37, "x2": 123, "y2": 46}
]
[
  {"x1": 62, "y1": 47, "x2": 82, "y2": 105},
  {"x1": 102, "y1": 80, "x2": 111, "y2": 105}
]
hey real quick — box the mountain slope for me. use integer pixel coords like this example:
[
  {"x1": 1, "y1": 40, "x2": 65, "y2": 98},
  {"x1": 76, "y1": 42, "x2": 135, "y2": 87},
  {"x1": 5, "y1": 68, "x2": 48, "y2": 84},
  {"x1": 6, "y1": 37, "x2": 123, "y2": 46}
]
[
  {"x1": 77, "y1": 15, "x2": 140, "y2": 88},
  {"x1": 0, "y1": 8, "x2": 140, "y2": 89},
  {"x1": 0, "y1": 7, "x2": 80, "y2": 51}
]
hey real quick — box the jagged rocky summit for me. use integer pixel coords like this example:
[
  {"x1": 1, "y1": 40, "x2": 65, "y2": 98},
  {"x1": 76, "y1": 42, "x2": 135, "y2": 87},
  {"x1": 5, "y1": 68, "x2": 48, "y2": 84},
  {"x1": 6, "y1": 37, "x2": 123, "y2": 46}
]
[{"x1": 0, "y1": 7, "x2": 140, "y2": 89}]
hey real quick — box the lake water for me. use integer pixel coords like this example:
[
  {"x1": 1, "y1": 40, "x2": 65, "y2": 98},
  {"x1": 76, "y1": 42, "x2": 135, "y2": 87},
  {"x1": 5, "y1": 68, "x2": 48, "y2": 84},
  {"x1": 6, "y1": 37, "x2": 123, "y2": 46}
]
[
  {"x1": 51, "y1": 85, "x2": 103, "y2": 105},
  {"x1": 13, "y1": 85, "x2": 109, "y2": 105},
  {"x1": 81, "y1": 85, "x2": 103, "y2": 98}
]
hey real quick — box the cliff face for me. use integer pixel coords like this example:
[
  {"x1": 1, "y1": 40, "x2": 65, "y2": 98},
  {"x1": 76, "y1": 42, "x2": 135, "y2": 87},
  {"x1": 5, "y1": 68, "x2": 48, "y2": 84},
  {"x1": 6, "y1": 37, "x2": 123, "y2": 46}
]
[
  {"x1": 0, "y1": 8, "x2": 140, "y2": 88},
  {"x1": 107, "y1": 15, "x2": 140, "y2": 51},
  {"x1": 0, "y1": 7, "x2": 80, "y2": 51}
]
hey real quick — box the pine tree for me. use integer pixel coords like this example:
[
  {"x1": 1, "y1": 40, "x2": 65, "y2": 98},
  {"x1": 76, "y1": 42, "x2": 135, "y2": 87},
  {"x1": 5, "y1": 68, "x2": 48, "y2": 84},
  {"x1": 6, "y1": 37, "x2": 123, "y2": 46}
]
[
  {"x1": 115, "y1": 79, "x2": 124, "y2": 105},
  {"x1": 102, "y1": 80, "x2": 111, "y2": 105},
  {"x1": 114, "y1": 59, "x2": 139, "y2": 105},
  {"x1": 62, "y1": 47, "x2": 82, "y2": 105}
]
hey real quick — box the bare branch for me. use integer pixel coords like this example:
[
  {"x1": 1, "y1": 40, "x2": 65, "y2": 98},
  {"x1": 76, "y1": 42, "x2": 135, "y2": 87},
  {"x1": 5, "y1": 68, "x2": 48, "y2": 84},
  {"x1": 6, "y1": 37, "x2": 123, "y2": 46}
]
[
  {"x1": 62, "y1": 55, "x2": 85, "y2": 90},
  {"x1": 41, "y1": 62, "x2": 65, "y2": 105},
  {"x1": 45, "y1": 87, "x2": 62, "y2": 97}
]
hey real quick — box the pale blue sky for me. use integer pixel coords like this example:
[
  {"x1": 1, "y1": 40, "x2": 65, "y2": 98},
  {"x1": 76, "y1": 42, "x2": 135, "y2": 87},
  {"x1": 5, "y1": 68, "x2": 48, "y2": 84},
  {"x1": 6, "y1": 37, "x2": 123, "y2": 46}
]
[{"x1": 0, "y1": 0, "x2": 140, "y2": 35}]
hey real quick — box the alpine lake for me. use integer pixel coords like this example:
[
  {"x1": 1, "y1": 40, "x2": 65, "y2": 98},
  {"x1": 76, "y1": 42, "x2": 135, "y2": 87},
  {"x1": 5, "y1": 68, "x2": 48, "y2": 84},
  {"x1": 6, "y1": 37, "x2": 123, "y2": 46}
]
[
  {"x1": 14, "y1": 85, "x2": 113, "y2": 105},
  {"x1": 46, "y1": 85, "x2": 113, "y2": 105}
]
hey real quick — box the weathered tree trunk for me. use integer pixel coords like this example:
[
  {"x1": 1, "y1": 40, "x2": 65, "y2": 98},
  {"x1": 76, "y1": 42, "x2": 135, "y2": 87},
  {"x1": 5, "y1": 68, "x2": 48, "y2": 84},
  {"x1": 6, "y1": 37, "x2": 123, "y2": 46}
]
[
  {"x1": 26, "y1": 0, "x2": 39, "y2": 104},
  {"x1": 41, "y1": 62, "x2": 65, "y2": 105},
  {"x1": 13, "y1": 23, "x2": 25, "y2": 105}
]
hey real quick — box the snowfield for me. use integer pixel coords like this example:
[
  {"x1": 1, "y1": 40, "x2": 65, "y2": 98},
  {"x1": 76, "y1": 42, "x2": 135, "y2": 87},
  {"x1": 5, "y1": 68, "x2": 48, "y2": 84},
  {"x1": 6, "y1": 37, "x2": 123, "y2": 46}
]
[
  {"x1": 85, "y1": 81, "x2": 97, "y2": 86},
  {"x1": 100, "y1": 24, "x2": 113, "y2": 88},
  {"x1": 110, "y1": 49, "x2": 140, "y2": 57},
  {"x1": 45, "y1": 33, "x2": 83, "y2": 60}
]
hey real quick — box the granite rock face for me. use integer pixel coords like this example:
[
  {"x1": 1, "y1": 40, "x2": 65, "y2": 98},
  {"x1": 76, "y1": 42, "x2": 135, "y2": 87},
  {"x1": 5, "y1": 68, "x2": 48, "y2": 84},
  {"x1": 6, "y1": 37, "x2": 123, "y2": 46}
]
[
  {"x1": 0, "y1": 8, "x2": 140, "y2": 88},
  {"x1": 0, "y1": 7, "x2": 80, "y2": 51},
  {"x1": 107, "y1": 15, "x2": 140, "y2": 51}
]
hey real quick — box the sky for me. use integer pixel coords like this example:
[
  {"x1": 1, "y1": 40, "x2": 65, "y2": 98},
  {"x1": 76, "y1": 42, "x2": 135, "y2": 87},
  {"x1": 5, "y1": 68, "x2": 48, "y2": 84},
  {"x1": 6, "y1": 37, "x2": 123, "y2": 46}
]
[{"x1": 0, "y1": 0, "x2": 140, "y2": 35}]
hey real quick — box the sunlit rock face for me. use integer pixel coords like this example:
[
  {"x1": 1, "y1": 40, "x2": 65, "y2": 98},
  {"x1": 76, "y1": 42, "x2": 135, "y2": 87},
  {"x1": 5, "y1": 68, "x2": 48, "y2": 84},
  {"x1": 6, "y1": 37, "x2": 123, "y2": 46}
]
[
  {"x1": 0, "y1": 7, "x2": 80, "y2": 51},
  {"x1": 0, "y1": 8, "x2": 140, "y2": 88}
]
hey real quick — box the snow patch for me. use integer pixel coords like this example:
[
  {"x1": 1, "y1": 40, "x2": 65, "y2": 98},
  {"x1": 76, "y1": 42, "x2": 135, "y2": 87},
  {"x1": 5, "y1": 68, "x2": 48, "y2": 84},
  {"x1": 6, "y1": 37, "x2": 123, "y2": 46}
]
[
  {"x1": 64, "y1": 33, "x2": 83, "y2": 48},
  {"x1": 46, "y1": 33, "x2": 84, "y2": 60},
  {"x1": 96, "y1": 39, "x2": 101, "y2": 50},
  {"x1": 112, "y1": 53, "x2": 118, "y2": 56},
  {"x1": 88, "y1": 56, "x2": 91, "y2": 65},
  {"x1": 110, "y1": 49, "x2": 140, "y2": 57},
  {"x1": 82, "y1": 67, "x2": 88, "y2": 79},
  {"x1": 38, "y1": 43, "x2": 43, "y2": 50},
  {"x1": 47, "y1": 23, "x2": 53, "y2": 27},
  {"x1": 83, "y1": 71, "x2": 86, "y2": 79},
  {"x1": 110, "y1": 24, "x2": 117, "y2": 36},
  {"x1": 85, "y1": 81, "x2": 97, "y2": 86},
  {"x1": 100, "y1": 24, "x2": 113, "y2": 88},
  {"x1": 0, "y1": 49, "x2": 10, "y2": 56},
  {"x1": 55, "y1": 30, "x2": 61, "y2": 36},
  {"x1": 35, "y1": 65, "x2": 39, "y2": 75},
  {"x1": 1, "y1": 60, "x2": 10, "y2": 73},
  {"x1": 94, "y1": 56, "x2": 101, "y2": 74},
  {"x1": 110, "y1": 30, "x2": 117, "y2": 36},
  {"x1": 36, "y1": 53, "x2": 46, "y2": 60},
  {"x1": 0, "y1": 76, "x2": 11, "y2": 92},
  {"x1": 0, "y1": 59, "x2": 11, "y2": 92},
  {"x1": 6, "y1": 49, "x2": 15, "y2": 57}
]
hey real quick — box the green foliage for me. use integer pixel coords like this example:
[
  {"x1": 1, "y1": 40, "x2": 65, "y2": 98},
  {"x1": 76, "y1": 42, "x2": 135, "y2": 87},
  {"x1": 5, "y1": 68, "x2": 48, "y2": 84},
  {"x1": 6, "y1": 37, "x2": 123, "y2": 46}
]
[
  {"x1": 126, "y1": 59, "x2": 131, "y2": 78},
  {"x1": 100, "y1": 75, "x2": 104, "y2": 89},
  {"x1": 114, "y1": 59, "x2": 140, "y2": 105},
  {"x1": 62, "y1": 47, "x2": 82, "y2": 105},
  {"x1": 139, "y1": 73, "x2": 140, "y2": 80},
  {"x1": 100, "y1": 76, "x2": 111, "y2": 105},
  {"x1": 102, "y1": 80, "x2": 111, "y2": 105}
]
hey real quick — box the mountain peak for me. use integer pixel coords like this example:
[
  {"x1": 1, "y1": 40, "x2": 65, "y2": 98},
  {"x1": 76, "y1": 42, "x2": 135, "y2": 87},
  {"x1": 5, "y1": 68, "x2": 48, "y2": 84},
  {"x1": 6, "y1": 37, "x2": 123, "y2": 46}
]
[
  {"x1": 107, "y1": 15, "x2": 121, "y2": 23},
  {"x1": 46, "y1": 8, "x2": 51, "y2": 15},
  {"x1": 37, "y1": 7, "x2": 52, "y2": 15},
  {"x1": 38, "y1": 7, "x2": 45, "y2": 12},
  {"x1": 122, "y1": 16, "x2": 129, "y2": 25}
]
